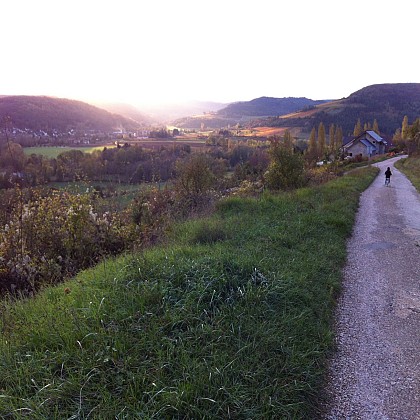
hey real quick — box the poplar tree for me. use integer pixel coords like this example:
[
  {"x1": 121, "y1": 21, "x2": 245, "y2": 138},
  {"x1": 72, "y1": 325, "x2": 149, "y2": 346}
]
[
  {"x1": 335, "y1": 125, "x2": 343, "y2": 149},
  {"x1": 329, "y1": 124, "x2": 335, "y2": 152},
  {"x1": 308, "y1": 127, "x2": 317, "y2": 155},
  {"x1": 401, "y1": 115, "x2": 409, "y2": 140},
  {"x1": 393, "y1": 128, "x2": 403, "y2": 150},
  {"x1": 283, "y1": 129, "x2": 294, "y2": 151},
  {"x1": 353, "y1": 119, "x2": 363, "y2": 136},
  {"x1": 372, "y1": 119, "x2": 379, "y2": 134},
  {"x1": 318, "y1": 122, "x2": 326, "y2": 157}
]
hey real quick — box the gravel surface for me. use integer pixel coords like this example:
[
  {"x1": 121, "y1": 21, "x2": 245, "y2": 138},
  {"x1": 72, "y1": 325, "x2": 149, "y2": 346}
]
[{"x1": 324, "y1": 156, "x2": 420, "y2": 419}]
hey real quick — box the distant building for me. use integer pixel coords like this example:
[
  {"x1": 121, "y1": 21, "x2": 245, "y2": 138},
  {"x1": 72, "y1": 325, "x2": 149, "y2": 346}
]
[{"x1": 341, "y1": 130, "x2": 387, "y2": 158}]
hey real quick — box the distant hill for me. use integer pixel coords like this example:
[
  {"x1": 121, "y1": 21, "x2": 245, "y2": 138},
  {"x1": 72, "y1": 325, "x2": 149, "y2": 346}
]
[
  {"x1": 97, "y1": 102, "x2": 153, "y2": 125},
  {"x1": 217, "y1": 96, "x2": 330, "y2": 118},
  {"x1": 0, "y1": 96, "x2": 141, "y2": 132},
  {"x1": 253, "y1": 83, "x2": 420, "y2": 136},
  {"x1": 144, "y1": 100, "x2": 227, "y2": 122},
  {"x1": 172, "y1": 97, "x2": 329, "y2": 129}
]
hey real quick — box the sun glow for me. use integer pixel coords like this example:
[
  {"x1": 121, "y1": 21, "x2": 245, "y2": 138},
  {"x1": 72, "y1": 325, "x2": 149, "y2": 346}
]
[{"x1": 2, "y1": 0, "x2": 420, "y2": 108}]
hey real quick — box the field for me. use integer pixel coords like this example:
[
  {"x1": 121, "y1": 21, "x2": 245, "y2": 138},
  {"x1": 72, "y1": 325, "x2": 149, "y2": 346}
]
[
  {"x1": 23, "y1": 138, "x2": 208, "y2": 158},
  {"x1": 23, "y1": 145, "x2": 114, "y2": 158}
]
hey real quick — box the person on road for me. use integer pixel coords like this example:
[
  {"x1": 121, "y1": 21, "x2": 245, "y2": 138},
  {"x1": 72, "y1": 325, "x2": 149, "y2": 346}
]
[{"x1": 385, "y1": 167, "x2": 392, "y2": 186}]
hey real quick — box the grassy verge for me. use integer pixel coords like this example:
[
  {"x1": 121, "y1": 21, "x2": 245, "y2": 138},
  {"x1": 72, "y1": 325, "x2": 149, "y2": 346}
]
[
  {"x1": 395, "y1": 155, "x2": 420, "y2": 190},
  {"x1": 0, "y1": 167, "x2": 378, "y2": 419}
]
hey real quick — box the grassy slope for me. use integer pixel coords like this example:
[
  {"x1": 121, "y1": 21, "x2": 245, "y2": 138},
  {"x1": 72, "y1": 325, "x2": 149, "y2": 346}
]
[
  {"x1": 395, "y1": 155, "x2": 420, "y2": 190},
  {"x1": 0, "y1": 167, "x2": 378, "y2": 419}
]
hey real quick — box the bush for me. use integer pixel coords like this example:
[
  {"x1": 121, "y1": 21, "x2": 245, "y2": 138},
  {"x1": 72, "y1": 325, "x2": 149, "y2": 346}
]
[
  {"x1": 0, "y1": 188, "x2": 129, "y2": 295},
  {"x1": 306, "y1": 166, "x2": 338, "y2": 186},
  {"x1": 265, "y1": 142, "x2": 307, "y2": 190},
  {"x1": 130, "y1": 188, "x2": 176, "y2": 246}
]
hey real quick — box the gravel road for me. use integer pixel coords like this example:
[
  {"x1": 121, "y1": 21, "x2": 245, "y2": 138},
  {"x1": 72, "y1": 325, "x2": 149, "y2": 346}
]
[{"x1": 324, "y1": 156, "x2": 420, "y2": 419}]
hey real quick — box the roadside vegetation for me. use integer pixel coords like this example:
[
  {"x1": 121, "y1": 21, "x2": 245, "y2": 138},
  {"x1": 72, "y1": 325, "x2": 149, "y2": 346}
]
[
  {"x1": 395, "y1": 154, "x2": 420, "y2": 190},
  {"x1": 394, "y1": 117, "x2": 420, "y2": 188},
  {"x1": 0, "y1": 166, "x2": 378, "y2": 418}
]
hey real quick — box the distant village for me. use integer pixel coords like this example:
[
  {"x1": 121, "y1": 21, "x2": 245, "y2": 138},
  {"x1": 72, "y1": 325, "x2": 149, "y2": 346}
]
[{"x1": 3, "y1": 126, "x2": 173, "y2": 147}]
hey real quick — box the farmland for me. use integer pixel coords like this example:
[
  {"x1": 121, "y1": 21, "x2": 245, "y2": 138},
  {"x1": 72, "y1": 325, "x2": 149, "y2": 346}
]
[
  {"x1": 23, "y1": 138, "x2": 208, "y2": 158},
  {"x1": 23, "y1": 145, "x2": 115, "y2": 158}
]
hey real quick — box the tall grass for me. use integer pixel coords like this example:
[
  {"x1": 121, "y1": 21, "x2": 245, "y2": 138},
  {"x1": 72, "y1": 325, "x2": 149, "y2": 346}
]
[{"x1": 0, "y1": 167, "x2": 378, "y2": 418}]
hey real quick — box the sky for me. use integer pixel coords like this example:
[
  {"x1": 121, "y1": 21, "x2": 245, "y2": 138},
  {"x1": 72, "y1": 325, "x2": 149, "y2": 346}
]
[{"x1": 2, "y1": 0, "x2": 419, "y2": 109}]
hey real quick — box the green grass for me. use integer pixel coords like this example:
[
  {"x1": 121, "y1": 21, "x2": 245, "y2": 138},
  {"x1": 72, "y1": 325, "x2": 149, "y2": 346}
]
[
  {"x1": 395, "y1": 155, "x2": 420, "y2": 191},
  {"x1": 0, "y1": 167, "x2": 378, "y2": 418},
  {"x1": 24, "y1": 146, "x2": 115, "y2": 158}
]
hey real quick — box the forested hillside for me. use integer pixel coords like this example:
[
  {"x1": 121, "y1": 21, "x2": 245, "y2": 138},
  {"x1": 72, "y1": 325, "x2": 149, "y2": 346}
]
[
  {"x1": 217, "y1": 96, "x2": 329, "y2": 117},
  {"x1": 172, "y1": 97, "x2": 329, "y2": 129},
  {"x1": 253, "y1": 83, "x2": 420, "y2": 136},
  {"x1": 0, "y1": 96, "x2": 141, "y2": 132}
]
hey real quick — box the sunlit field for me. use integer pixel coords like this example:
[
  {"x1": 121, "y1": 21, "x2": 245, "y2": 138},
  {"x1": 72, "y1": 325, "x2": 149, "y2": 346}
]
[{"x1": 23, "y1": 146, "x2": 114, "y2": 158}]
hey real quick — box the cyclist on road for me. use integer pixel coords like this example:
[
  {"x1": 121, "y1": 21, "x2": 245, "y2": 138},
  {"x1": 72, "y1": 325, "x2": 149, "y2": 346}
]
[{"x1": 385, "y1": 167, "x2": 392, "y2": 186}]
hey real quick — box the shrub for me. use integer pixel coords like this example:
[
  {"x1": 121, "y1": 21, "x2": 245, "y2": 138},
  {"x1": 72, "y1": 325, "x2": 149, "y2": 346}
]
[
  {"x1": 174, "y1": 154, "x2": 217, "y2": 208},
  {"x1": 130, "y1": 188, "x2": 176, "y2": 246},
  {"x1": 265, "y1": 142, "x2": 307, "y2": 190},
  {"x1": 306, "y1": 166, "x2": 338, "y2": 186},
  {"x1": 0, "y1": 188, "x2": 129, "y2": 295}
]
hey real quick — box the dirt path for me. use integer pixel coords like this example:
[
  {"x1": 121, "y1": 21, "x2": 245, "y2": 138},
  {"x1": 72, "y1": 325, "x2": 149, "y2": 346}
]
[{"x1": 324, "y1": 156, "x2": 420, "y2": 419}]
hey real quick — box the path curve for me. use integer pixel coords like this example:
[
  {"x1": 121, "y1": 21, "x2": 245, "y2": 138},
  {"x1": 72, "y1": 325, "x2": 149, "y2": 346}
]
[{"x1": 324, "y1": 155, "x2": 420, "y2": 419}]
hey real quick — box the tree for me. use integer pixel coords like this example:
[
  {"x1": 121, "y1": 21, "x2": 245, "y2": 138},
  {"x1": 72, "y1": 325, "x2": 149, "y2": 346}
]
[
  {"x1": 0, "y1": 141, "x2": 25, "y2": 172},
  {"x1": 305, "y1": 127, "x2": 318, "y2": 164},
  {"x1": 329, "y1": 124, "x2": 335, "y2": 152},
  {"x1": 405, "y1": 118, "x2": 420, "y2": 154},
  {"x1": 335, "y1": 125, "x2": 343, "y2": 148},
  {"x1": 401, "y1": 115, "x2": 409, "y2": 140},
  {"x1": 56, "y1": 150, "x2": 86, "y2": 181},
  {"x1": 175, "y1": 154, "x2": 216, "y2": 207},
  {"x1": 353, "y1": 119, "x2": 363, "y2": 136},
  {"x1": 318, "y1": 122, "x2": 326, "y2": 158},
  {"x1": 372, "y1": 119, "x2": 379, "y2": 134},
  {"x1": 265, "y1": 140, "x2": 306, "y2": 191},
  {"x1": 308, "y1": 127, "x2": 317, "y2": 154},
  {"x1": 283, "y1": 129, "x2": 294, "y2": 151},
  {"x1": 392, "y1": 128, "x2": 403, "y2": 151}
]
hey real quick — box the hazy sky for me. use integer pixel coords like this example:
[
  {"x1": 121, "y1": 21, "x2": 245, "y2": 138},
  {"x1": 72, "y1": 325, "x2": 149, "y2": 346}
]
[{"x1": 2, "y1": 0, "x2": 419, "y2": 107}]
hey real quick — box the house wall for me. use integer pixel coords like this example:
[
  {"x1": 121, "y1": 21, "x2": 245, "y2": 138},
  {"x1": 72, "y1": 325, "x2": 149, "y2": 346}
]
[
  {"x1": 346, "y1": 141, "x2": 369, "y2": 157},
  {"x1": 365, "y1": 133, "x2": 387, "y2": 155}
]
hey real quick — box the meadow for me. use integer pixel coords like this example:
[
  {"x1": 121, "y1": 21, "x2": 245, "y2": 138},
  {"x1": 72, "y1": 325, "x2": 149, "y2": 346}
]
[
  {"x1": 23, "y1": 146, "x2": 113, "y2": 158},
  {"x1": 0, "y1": 166, "x2": 378, "y2": 418},
  {"x1": 23, "y1": 139, "x2": 208, "y2": 159}
]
